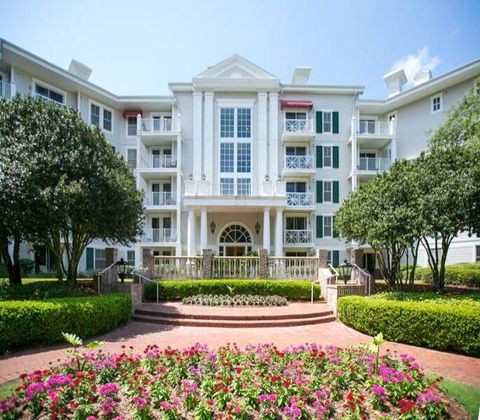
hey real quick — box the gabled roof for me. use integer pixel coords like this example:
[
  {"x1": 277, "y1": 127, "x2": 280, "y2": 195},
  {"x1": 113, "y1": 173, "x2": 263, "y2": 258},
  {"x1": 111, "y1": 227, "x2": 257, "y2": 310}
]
[{"x1": 192, "y1": 54, "x2": 280, "y2": 92}]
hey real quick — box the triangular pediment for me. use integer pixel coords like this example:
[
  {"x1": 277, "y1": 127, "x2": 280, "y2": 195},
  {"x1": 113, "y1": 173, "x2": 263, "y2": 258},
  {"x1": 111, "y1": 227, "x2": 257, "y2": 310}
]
[{"x1": 193, "y1": 54, "x2": 280, "y2": 91}]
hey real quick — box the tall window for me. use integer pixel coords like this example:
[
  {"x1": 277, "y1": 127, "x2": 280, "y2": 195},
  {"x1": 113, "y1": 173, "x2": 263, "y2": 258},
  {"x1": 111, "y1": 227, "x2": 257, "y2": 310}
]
[
  {"x1": 90, "y1": 104, "x2": 100, "y2": 126},
  {"x1": 432, "y1": 95, "x2": 442, "y2": 113},
  {"x1": 127, "y1": 117, "x2": 137, "y2": 136},
  {"x1": 127, "y1": 149, "x2": 137, "y2": 169},
  {"x1": 103, "y1": 109, "x2": 112, "y2": 131},
  {"x1": 323, "y1": 216, "x2": 333, "y2": 237},
  {"x1": 94, "y1": 249, "x2": 106, "y2": 269},
  {"x1": 323, "y1": 146, "x2": 332, "y2": 167},
  {"x1": 476, "y1": 245, "x2": 480, "y2": 262},
  {"x1": 219, "y1": 107, "x2": 252, "y2": 195},
  {"x1": 323, "y1": 111, "x2": 332, "y2": 133},
  {"x1": 323, "y1": 181, "x2": 332, "y2": 202},
  {"x1": 127, "y1": 250, "x2": 135, "y2": 267}
]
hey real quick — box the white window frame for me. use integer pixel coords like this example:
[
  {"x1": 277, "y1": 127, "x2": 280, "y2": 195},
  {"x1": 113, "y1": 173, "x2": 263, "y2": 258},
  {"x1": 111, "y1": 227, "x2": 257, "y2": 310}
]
[
  {"x1": 126, "y1": 250, "x2": 135, "y2": 266},
  {"x1": 32, "y1": 78, "x2": 66, "y2": 104},
  {"x1": 431, "y1": 93, "x2": 443, "y2": 114},
  {"x1": 476, "y1": 245, "x2": 480, "y2": 262},
  {"x1": 126, "y1": 148, "x2": 137, "y2": 170},
  {"x1": 126, "y1": 116, "x2": 138, "y2": 137},
  {"x1": 322, "y1": 110, "x2": 333, "y2": 134},
  {"x1": 218, "y1": 104, "x2": 253, "y2": 195},
  {"x1": 323, "y1": 180, "x2": 333, "y2": 203},
  {"x1": 89, "y1": 99, "x2": 114, "y2": 133},
  {"x1": 323, "y1": 145, "x2": 333, "y2": 168},
  {"x1": 94, "y1": 248, "x2": 106, "y2": 270},
  {"x1": 323, "y1": 215, "x2": 333, "y2": 238}
]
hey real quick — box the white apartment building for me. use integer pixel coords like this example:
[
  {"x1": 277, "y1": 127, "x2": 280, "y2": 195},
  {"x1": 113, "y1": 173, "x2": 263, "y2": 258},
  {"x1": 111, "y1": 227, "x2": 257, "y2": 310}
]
[{"x1": 1, "y1": 39, "x2": 479, "y2": 274}]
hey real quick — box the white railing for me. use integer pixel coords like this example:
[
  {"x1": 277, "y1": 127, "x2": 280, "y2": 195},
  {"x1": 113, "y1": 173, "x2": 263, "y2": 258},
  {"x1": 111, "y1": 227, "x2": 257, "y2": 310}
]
[
  {"x1": 150, "y1": 155, "x2": 177, "y2": 169},
  {"x1": 357, "y1": 120, "x2": 394, "y2": 136},
  {"x1": 284, "y1": 155, "x2": 314, "y2": 170},
  {"x1": 286, "y1": 192, "x2": 314, "y2": 207},
  {"x1": 153, "y1": 256, "x2": 203, "y2": 280},
  {"x1": 212, "y1": 256, "x2": 259, "y2": 279},
  {"x1": 141, "y1": 228, "x2": 176, "y2": 243},
  {"x1": 33, "y1": 92, "x2": 65, "y2": 106},
  {"x1": 284, "y1": 118, "x2": 313, "y2": 134},
  {"x1": 132, "y1": 269, "x2": 159, "y2": 303},
  {"x1": 284, "y1": 230, "x2": 313, "y2": 244},
  {"x1": 145, "y1": 192, "x2": 176, "y2": 206},
  {"x1": 0, "y1": 81, "x2": 14, "y2": 99},
  {"x1": 351, "y1": 263, "x2": 374, "y2": 295},
  {"x1": 269, "y1": 257, "x2": 319, "y2": 280},
  {"x1": 328, "y1": 263, "x2": 339, "y2": 284},
  {"x1": 216, "y1": 181, "x2": 253, "y2": 196},
  {"x1": 140, "y1": 117, "x2": 174, "y2": 134},
  {"x1": 357, "y1": 157, "x2": 391, "y2": 172}
]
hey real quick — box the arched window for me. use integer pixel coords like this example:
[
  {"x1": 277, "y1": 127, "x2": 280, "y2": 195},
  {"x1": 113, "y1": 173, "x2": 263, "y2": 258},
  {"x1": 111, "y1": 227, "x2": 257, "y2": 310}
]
[{"x1": 219, "y1": 225, "x2": 252, "y2": 244}]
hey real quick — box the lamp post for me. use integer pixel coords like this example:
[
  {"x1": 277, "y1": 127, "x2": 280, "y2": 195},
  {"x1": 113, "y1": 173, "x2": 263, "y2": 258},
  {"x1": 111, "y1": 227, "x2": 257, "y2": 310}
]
[
  {"x1": 338, "y1": 259, "x2": 353, "y2": 285},
  {"x1": 115, "y1": 258, "x2": 128, "y2": 283}
]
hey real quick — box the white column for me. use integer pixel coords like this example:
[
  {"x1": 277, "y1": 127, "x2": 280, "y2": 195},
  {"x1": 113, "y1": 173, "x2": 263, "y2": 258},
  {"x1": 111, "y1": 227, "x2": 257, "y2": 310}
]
[
  {"x1": 263, "y1": 208, "x2": 271, "y2": 253},
  {"x1": 200, "y1": 208, "x2": 208, "y2": 251},
  {"x1": 274, "y1": 208, "x2": 283, "y2": 256},
  {"x1": 269, "y1": 92, "x2": 279, "y2": 181},
  {"x1": 258, "y1": 92, "x2": 268, "y2": 188},
  {"x1": 203, "y1": 92, "x2": 214, "y2": 183},
  {"x1": 351, "y1": 115, "x2": 358, "y2": 190},
  {"x1": 192, "y1": 91, "x2": 203, "y2": 181},
  {"x1": 187, "y1": 210, "x2": 196, "y2": 256}
]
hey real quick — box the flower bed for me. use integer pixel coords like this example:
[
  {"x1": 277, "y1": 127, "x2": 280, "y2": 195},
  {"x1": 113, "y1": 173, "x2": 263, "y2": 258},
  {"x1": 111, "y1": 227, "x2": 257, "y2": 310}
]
[
  {"x1": 0, "y1": 343, "x2": 455, "y2": 419},
  {"x1": 146, "y1": 280, "x2": 320, "y2": 302},
  {"x1": 182, "y1": 294, "x2": 288, "y2": 306}
]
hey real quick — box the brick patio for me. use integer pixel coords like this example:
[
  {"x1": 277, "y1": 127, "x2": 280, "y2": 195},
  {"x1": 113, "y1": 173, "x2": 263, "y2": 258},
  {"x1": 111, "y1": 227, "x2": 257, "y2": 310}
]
[{"x1": 1, "y1": 320, "x2": 479, "y2": 388}]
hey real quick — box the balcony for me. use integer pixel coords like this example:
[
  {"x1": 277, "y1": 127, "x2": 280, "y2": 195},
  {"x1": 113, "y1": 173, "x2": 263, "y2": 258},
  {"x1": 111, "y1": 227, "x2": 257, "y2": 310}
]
[
  {"x1": 138, "y1": 117, "x2": 179, "y2": 145},
  {"x1": 357, "y1": 120, "x2": 394, "y2": 138},
  {"x1": 357, "y1": 157, "x2": 391, "y2": 172},
  {"x1": 0, "y1": 81, "x2": 14, "y2": 99},
  {"x1": 141, "y1": 228, "x2": 176, "y2": 244},
  {"x1": 144, "y1": 192, "x2": 177, "y2": 208},
  {"x1": 284, "y1": 230, "x2": 314, "y2": 246},
  {"x1": 286, "y1": 192, "x2": 315, "y2": 209},
  {"x1": 282, "y1": 155, "x2": 315, "y2": 177},
  {"x1": 282, "y1": 118, "x2": 315, "y2": 143},
  {"x1": 137, "y1": 155, "x2": 178, "y2": 179}
]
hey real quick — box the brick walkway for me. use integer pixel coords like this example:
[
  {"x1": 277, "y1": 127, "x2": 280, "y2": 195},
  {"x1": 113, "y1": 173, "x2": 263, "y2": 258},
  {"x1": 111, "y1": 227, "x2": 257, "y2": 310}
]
[{"x1": 1, "y1": 320, "x2": 479, "y2": 387}]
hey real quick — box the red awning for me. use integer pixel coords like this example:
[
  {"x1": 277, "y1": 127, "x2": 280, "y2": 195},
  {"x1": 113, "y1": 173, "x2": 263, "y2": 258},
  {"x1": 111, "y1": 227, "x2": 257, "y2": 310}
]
[
  {"x1": 280, "y1": 100, "x2": 313, "y2": 110},
  {"x1": 122, "y1": 110, "x2": 143, "y2": 118}
]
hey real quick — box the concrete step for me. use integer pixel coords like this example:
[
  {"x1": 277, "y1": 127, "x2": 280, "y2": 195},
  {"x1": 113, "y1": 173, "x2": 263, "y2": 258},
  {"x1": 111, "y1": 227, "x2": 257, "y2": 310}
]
[{"x1": 132, "y1": 313, "x2": 336, "y2": 328}]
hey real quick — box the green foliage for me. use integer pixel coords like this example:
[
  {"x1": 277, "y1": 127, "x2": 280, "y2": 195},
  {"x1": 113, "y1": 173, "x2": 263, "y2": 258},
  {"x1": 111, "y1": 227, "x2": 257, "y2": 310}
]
[
  {"x1": 415, "y1": 264, "x2": 480, "y2": 288},
  {"x1": 182, "y1": 294, "x2": 288, "y2": 306},
  {"x1": 0, "y1": 282, "x2": 89, "y2": 301},
  {"x1": 19, "y1": 259, "x2": 35, "y2": 275},
  {"x1": 145, "y1": 280, "x2": 320, "y2": 302},
  {"x1": 337, "y1": 293, "x2": 480, "y2": 356},
  {"x1": 62, "y1": 332, "x2": 83, "y2": 347},
  {"x1": 0, "y1": 96, "x2": 144, "y2": 284},
  {"x1": 438, "y1": 377, "x2": 480, "y2": 419},
  {"x1": 0, "y1": 294, "x2": 131, "y2": 353}
]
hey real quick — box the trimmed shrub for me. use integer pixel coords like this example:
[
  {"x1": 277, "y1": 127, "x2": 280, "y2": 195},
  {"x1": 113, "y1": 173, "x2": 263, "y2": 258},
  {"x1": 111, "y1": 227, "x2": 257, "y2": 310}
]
[
  {"x1": 415, "y1": 264, "x2": 480, "y2": 288},
  {"x1": 0, "y1": 282, "x2": 90, "y2": 301},
  {"x1": 0, "y1": 294, "x2": 131, "y2": 353},
  {"x1": 337, "y1": 294, "x2": 480, "y2": 356},
  {"x1": 146, "y1": 280, "x2": 320, "y2": 302}
]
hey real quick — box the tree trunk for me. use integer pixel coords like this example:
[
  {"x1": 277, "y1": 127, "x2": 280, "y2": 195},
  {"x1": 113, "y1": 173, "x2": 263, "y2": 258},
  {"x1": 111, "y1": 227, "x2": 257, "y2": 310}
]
[
  {"x1": 11, "y1": 238, "x2": 22, "y2": 284},
  {"x1": 0, "y1": 236, "x2": 18, "y2": 284}
]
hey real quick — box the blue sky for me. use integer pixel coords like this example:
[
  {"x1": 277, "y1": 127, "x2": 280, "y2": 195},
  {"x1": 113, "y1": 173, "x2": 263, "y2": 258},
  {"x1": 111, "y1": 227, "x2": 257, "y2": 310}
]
[{"x1": 2, "y1": 0, "x2": 479, "y2": 98}]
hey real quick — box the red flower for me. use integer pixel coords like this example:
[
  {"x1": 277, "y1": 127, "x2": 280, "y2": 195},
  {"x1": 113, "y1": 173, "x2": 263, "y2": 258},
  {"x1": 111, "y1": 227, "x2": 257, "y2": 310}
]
[
  {"x1": 284, "y1": 381, "x2": 291, "y2": 388},
  {"x1": 398, "y1": 399, "x2": 415, "y2": 413}
]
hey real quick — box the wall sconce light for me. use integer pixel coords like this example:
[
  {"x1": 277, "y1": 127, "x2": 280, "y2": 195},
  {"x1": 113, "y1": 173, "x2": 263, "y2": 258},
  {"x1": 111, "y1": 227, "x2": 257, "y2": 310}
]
[
  {"x1": 255, "y1": 221, "x2": 261, "y2": 235},
  {"x1": 202, "y1": 174, "x2": 206, "y2": 181},
  {"x1": 210, "y1": 220, "x2": 216, "y2": 234}
]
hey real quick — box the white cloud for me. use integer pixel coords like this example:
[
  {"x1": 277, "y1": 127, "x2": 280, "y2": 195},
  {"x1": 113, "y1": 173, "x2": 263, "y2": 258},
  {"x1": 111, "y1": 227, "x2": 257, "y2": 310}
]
[{"x1": 390, "y1": 47, "x2": 440, "y2": 87}]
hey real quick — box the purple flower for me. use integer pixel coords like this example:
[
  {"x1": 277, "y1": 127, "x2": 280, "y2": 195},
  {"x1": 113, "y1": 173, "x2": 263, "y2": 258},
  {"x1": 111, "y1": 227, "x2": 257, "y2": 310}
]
[
  {"x1": 99, "y1": 383, "x2": 119, "y2": 396},
  {"x1": 372, "y1": 385, "x2": 385, "y2": 396}
]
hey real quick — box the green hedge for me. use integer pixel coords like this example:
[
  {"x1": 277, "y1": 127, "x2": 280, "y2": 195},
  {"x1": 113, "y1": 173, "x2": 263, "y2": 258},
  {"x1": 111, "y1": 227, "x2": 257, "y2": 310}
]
[
  {"x1": 0, "y1": 282, "x2": 89, "y2": 301},
  {"x1": 146, "y1": 280, "x2": 320, "y2": 302},
  {"x1": 337, "y1": 294, "x2": 480, "y2": 356},
  {"x1": 415, "y1": 264, "x2": 480, "y2": 288},
  {"x1": 0, "y1": 295, "x2": 131, "y2": 353}
]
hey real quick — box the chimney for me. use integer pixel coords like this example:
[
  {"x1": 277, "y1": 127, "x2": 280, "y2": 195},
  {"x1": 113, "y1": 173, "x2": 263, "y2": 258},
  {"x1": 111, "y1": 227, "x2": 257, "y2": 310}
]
[
  {"x1": 383, "y1": 68, "x2": 407, "y2": 98},
  {"x1": 290, "y1": 67, "x2": 311, "y2": 84},
  {"x1": 68, "y1": 59, "x2": 92, "y2": 81},
  {"x1": 413, "y1": 68, "x2": 432, "y2": 86}
]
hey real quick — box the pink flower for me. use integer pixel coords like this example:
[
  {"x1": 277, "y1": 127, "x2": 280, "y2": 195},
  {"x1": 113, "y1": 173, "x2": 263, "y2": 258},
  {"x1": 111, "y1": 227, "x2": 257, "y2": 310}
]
[
  {"x1": 99, "y1": 383, "x2": 119, "y2": 396},
  {"x1": 372, "y1": 385, "x2": 385, "y2": 396}
]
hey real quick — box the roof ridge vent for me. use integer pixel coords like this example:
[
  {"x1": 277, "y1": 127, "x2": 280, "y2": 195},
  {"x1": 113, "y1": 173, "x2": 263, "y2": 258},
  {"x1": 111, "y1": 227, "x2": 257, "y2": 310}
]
[
  {"x1": 68, "y1": 59, "x2": 92, "y2": 81},
  {"x1": 383, "y1": 68, "x2": 407, "y2": 97},
  {"x1": 413, "y1": 68, "x2": 432, "y2": 86},
  {"x1": 291, "y1": 67, "x2": 311, "y2": 84}
]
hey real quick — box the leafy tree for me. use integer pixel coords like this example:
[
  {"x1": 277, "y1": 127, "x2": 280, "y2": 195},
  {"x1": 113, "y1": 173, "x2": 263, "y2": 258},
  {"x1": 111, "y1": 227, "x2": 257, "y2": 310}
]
[
  {"x1": 0, "y1": 96, "x2": 144, "y2": 284},
  {"x1": 335, "y1": 159, "x2": 422, "y2": 290}
]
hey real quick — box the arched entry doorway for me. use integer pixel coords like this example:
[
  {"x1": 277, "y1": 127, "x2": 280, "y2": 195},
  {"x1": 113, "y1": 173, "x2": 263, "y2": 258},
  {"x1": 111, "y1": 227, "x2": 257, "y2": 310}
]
[{"x1": 218, "y1": 224, "x2": 253, "y2": 256}]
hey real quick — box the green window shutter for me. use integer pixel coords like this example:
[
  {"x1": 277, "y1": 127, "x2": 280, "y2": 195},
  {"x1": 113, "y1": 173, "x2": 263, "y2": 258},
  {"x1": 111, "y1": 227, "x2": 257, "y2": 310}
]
[
  {"x1": 316, "y1": 111, "x2": 323, "y2": 133},
  {"x1": 333, "y1": 216, "x2": 339, "y2": 238},
  {"x1": 316, "y1": 216, "x2": 323, "y2": 238},
  {"x1": 333, "y1": 181, "x2": 339, "y2": 203},
  {"x1": 316, "y1": 146, "x2": 323, "y2": 168},
  {"x1": 316, "y1": 180, "x2": 323, "y2": 203},
  {"x1": 333, "y1": 111, "x2": 339, "y2": 134},
  {"x1": 86, "y1": 247, "x2": 94, "y2": 270},
  {"x1": 333, "y1": 146, "x2": 339, "y2": 168},
  {"x1": 332, "y1": 250, "x2": 340, "y2": 268}
]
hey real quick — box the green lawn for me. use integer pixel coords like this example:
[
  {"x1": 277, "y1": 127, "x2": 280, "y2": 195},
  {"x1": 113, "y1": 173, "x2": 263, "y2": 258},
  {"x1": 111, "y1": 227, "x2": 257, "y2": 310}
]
[{"x1": 0, "y1": 277, "x2": 93, "y2": 285}]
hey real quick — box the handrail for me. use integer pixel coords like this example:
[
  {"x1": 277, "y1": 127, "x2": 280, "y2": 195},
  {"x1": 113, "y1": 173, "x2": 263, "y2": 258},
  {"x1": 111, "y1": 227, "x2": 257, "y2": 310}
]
[
  {"x1": 311, "y1": 278, "x2": 321, "y2": 304},
  {"x1": 132, "y1": 269, "x2": 159, "y2": 303},
  {"x1": 352, "y1": 263, "x2": 370, "y2": 277},
  {"x1": 97, "y1": 261, "x2": 117, "y2": 276},
  {"x1": 96, "y1": 261, "x2": 117, "y2": 294},
  {"x1": 327, "y1": 263, "x2": 339, "y2": 283}
]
